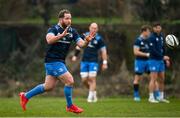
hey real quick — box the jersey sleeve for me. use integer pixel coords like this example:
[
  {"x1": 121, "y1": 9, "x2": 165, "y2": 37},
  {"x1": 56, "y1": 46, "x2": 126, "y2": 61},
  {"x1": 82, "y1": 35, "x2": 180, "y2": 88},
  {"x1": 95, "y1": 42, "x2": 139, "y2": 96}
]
[
  {"x1": 47, "y1": 27, "x2": 58, "y2": 36},
  {"x1": 134, "y1": 38, "x2": 140, "y2": 48},
  {"x1": 80, "y1": 33, "x2": 86, "y2": 40},
  {"x1": 72, "y1": 29, "x2": 81, "y2": 43},
  {"x1": 98, "y1": 36, "x2": 106, "y2": 50}
]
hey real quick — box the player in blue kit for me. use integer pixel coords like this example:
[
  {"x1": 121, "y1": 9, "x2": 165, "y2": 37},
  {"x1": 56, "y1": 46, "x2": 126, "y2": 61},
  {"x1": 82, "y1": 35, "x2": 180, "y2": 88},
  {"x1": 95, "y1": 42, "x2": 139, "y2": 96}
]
[
  {"x1": 133, "y1": 25, "x2": 151, "y2": 101},
  {"x1": 19, "y1": 9, "x2": 95, "y2": 113},
  {"x1": 148, "y1": 22, "x2": 170, "y2": 103},
  {"x1": 72, "y1": 23, "x2": 108, "y2": 102}
]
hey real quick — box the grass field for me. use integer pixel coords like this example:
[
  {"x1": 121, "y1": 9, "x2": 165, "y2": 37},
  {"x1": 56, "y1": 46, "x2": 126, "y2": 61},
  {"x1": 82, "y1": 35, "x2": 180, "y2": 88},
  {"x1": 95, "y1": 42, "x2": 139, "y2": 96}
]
[{"x1": 0, "y1": 97, "x2": 180, "y2": 117}]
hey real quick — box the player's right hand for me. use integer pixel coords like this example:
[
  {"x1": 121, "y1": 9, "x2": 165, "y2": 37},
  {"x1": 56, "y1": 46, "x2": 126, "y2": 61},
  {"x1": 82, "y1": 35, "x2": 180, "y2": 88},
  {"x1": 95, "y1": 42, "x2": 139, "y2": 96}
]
[
  {"x1": 101, "y1": 64, "x2": 108, "y2": 71},
  {"x1": 85, "y1": 31, "x2": 96, "y2": 42}
]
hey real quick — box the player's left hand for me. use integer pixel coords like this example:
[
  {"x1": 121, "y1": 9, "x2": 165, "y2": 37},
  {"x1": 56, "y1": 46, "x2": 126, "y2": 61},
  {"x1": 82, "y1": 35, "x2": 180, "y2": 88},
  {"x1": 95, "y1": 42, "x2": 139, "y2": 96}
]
[{"x1": 101, "y1": 64, "x2": 108, "y2": 71}]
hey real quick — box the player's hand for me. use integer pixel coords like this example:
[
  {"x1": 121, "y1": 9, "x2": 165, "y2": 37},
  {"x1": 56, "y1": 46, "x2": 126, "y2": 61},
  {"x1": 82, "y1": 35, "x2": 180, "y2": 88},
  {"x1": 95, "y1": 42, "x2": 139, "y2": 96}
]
[
  {"x1": 163, "y1": 56, "x2": 170, "y2": 61},
  {"x1": 59, "y1": 26, "x2": 70, "y2": 38},
  {"x1": 85, "y1": 31, "x2": 96, "y2": 42},
  {"x1": 101, "y1": 64, "x2": 108, "y2": 71},
  {"x1": 165, "y1": 60, "x2": 171, "y2": 68},
  {"x1": 71, "y1": 56, "x2": 77, "y2": 62}
]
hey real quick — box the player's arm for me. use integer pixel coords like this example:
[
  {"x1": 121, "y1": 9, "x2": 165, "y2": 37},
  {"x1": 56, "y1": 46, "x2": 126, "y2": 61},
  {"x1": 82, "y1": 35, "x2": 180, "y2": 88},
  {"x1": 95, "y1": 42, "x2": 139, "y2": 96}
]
[
  {"x1": 100, "y1": 47, "x2": 108, "y2": 70},
  {"x1": 162, "y1": 41, "x2": 170, "y2": 67},
  {"x1": 162, "y1": 38, "x2": 170, "y2": 60},
  {"x1": 133, "y1": 46, "x2": 150, "y2": 57},
  {"x1": 76, "y1": 32, "x2": 96, "y2": 48},
  {"x1": 46, "y1": 26, "x2": 69, "y2": 44},
  {"x1": 71, "y1": 46, "x2": 81, "y2": 62}
]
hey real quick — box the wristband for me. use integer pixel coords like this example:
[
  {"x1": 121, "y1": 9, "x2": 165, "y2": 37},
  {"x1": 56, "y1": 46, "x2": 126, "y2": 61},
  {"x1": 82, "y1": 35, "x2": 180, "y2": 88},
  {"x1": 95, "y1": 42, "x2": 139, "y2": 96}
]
[
  {"x1": 103, "y1": 60, "x2": 107, "y2": 64},
  {"x1": 146, "y1": 53, "x2": 150, "y2": 57}
]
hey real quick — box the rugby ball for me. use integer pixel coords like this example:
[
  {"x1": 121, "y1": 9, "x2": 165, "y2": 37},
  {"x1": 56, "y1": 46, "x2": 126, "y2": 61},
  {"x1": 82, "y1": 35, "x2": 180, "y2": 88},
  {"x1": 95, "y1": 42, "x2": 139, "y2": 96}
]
[{"x1": 165, "y1": 34, "x2": 179, "y2": 48}]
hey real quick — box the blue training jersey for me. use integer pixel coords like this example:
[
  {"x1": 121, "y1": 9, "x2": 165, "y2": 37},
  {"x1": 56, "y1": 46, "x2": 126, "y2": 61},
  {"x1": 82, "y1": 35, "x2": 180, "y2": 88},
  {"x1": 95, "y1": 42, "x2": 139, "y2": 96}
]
[
  {"x1": 134, "y1": 35, "x2": 149, "y2": 60},
  {"x1": 45, "y1": 24, "x2": 81, "y2": 63},
  {"x1": 81, "y1": 32, "x2": 106, "y2": 62},
  {"x1": 149, "y1": 32, "x2": 165, "y2": 60}
]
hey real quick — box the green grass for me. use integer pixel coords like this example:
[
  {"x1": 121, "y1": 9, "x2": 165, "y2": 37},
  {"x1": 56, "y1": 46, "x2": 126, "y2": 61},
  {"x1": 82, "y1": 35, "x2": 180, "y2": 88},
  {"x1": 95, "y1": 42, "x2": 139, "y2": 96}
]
[{"x1": 0, "y1": 97, "x2": 180, "y2": 117}]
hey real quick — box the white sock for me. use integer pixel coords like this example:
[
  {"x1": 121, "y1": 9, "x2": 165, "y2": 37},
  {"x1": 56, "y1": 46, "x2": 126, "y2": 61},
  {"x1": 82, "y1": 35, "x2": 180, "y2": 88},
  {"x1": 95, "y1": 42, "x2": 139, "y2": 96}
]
[
  {"x1": 160, "y1": 92, "x2": 164, "y2": 99},
  {"x1": 149, "y1": 93, "x2": 154, "y2": 100},
  {"x1": 93, "y1": 91, "x2": 97, "y2": 98},
  {"x1": 88, "y1": 91, "x2": 93, "y2": 100}
]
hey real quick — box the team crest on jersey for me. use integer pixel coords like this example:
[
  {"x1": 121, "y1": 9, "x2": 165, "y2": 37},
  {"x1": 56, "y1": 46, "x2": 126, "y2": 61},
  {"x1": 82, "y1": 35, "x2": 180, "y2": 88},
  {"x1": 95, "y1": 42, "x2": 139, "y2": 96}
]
[
  {"x1": 93, "y1": 40, "x2": 98, "y2": 44},
  {"x1": 88, "y1": 43, "x2": 94, "y2": 48},
  {"x1": 67, "y1": 33, "x2": 73, "y2": 38},
  {"x1": 62, "y1": 37, "x2": 66, "y2": 41},
  {"x1": 140, "y1": 42, "x2": 144, "y2": 45},
  {"x1": 156, "y1": 37, "x2": 159, "y2": 41},
  {"x1": 145, "y1": 44, "x2": 149, "y2": 49}
]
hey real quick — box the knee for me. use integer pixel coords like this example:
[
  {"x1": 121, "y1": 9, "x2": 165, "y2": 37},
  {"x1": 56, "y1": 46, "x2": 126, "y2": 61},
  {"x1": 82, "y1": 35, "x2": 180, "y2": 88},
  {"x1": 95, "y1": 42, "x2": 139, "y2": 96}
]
[
  {"x1": 134, "y1": 78, "x2": 139, "y2": 84},
  {"x1": 69, "y1": 79, "x2": 74, "y2": 85},
  {"x1": 150, "y1": 78, "x2": 156, "y2": 84},
  {"x1": 66, "y1": 77, "x2": 74, "y2": 86},
  {"x1": 159, "y1": 78, "x2": 164, "y2": 83},
  {"x1": 44, "y1": 84, "x2": 55, "y2": 91},
  {"x1": 82, "y1": 78, "x2": 87, "y2": 84}
]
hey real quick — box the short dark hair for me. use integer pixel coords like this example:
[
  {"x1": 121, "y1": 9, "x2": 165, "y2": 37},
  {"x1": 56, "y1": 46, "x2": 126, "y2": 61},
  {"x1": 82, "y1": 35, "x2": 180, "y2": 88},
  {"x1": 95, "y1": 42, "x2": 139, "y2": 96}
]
[
  {"x1": 152, "y1": 22, "x2": 161, "y2": 27},
  {"x1": 141, "y1": 25, "x2": 151, "y2": 33},
  {"x1": 58, "y1": 9, "x2": 71, "y2": 18}
]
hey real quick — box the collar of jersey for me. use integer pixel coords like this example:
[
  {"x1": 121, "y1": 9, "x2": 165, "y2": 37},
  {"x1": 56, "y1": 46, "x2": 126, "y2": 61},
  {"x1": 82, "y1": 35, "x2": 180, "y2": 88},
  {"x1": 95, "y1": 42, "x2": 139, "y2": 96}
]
[{"x1": 57, "y1": 23, "x2": 64, "y2": 29}]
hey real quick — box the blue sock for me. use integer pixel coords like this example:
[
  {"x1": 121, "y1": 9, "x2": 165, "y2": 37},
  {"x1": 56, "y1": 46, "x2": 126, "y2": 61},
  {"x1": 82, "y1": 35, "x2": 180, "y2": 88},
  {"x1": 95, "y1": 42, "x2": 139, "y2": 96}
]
[
  {"x1": 133, "y1": 84, "x2": 140, "y2": 98},
  {"x1": 25, "y1": 84, "x2": 45, "y2": 99},
  {"x1": 64, "y1": 86, "x2": 73, "y2": 107},
  {"x1": 154, "y1": 90, "x2": 160, "y2": 99},
  {"x1": 134, "y1": 91, "x2": 140, "y2": 98}
]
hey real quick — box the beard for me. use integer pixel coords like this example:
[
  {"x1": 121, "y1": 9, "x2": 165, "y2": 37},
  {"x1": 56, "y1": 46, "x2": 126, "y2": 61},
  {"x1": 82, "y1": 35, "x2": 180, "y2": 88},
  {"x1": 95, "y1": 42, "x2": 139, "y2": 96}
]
[{"x1": 61, "y1": 21, "x2": 71, "y2": 28}]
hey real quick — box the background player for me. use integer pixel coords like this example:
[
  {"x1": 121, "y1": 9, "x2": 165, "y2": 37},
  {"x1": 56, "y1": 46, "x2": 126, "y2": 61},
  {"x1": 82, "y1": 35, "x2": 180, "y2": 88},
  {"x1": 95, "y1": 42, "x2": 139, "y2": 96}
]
[
  {"x1": 133, "y1": 25, "x2": 151, "y2": 101},
  {"x1": 19, "y1": 9, "x2": 95, "y2": 113},
  {"x1": 72, "y1": 23, "x2": 108, "y2": 102},
  {"x1": 148, "y1": 22, "x2": 170, "y2": 103}
]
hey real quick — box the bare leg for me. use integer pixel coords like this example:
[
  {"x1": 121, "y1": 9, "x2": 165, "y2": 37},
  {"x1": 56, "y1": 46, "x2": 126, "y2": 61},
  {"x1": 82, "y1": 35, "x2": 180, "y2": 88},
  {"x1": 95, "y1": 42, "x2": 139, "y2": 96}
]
[
  {"x1": 81, "y1": 77, "x2": 89, "y2": 89},
  {"x1": 148, "y1": 72, "x2": 159, "y2": 103},
  {"x1": 87, "y1": 76, "x2": 97, "y2": 102},
  {"x1": 44, "y1": 75, "x2": 58, "y2": 91}
]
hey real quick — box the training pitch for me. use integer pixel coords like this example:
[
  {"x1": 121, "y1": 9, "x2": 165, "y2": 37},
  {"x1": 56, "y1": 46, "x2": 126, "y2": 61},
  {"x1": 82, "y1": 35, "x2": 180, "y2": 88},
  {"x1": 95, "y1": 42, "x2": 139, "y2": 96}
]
[{"x1": 0, "y1": 97, "x2": 179, "y2": 117}]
